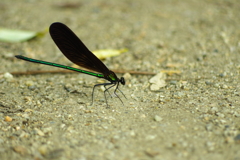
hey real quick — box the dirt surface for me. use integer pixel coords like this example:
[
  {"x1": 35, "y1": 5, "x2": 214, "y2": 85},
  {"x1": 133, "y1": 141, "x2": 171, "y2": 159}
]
[{"x1": 0, "y1": 0, "x2": 240, "y2": 159}]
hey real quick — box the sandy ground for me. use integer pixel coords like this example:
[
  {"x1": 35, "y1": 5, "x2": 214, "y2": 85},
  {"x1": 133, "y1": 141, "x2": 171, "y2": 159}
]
[{"x1": 0, "y1": 0, "x2": 240, "y2": 159}]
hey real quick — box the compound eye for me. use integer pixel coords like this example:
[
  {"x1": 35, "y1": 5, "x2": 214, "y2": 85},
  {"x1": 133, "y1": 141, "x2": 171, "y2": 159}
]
[{"x1": 120, "y1": 77, "x2": 125, "y2": 85}]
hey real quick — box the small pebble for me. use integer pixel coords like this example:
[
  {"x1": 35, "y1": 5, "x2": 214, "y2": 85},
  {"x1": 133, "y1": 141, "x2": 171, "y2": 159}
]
[
  {"x1": 3, "y1": 72, "x2": 13, "y2": 80},
  {"x1": 154, "y1": 115, "x2": 163, "y2": 122},
  {"x1": 42, "y1": 127, "x2": 53, "y2": 134},
  {"x1": 234, "y1": 134, "x2": 240, "y2": 143},
  {"x1": 225, "y1": 137, "x2": 234, "y2": 143},
  {"x1": 38, "y1": 145, "x2": 48, "y2": 156},
  {"x1": 140, "y1": 114, "x2": 146, "y2": 118},
  {"x1": 4, "y1": 116, "x2": 12, "y2": 122},
  {"x1": 145, "y1": 149, "x2": 160, "y2": 157},
  {"x1": 34, "y1": 128, "x2": 45, "y2": 136},
  {"x1": 149, "y1": 73, "x2": 167, "y2": 91},
  {"x1": 129, "y1": 130, "x2": 136, "y2": 137},
  {"x1": 205, "y1": 81, "x2": 213, "y2": 85},
  {"x1": 213, "y1": 83, "x2": 220, "y2": 88},
  {"x1": 89, "y1": 130, "x2": 96, "y2": 136},
  {"x1": 205, "y1": 124, "x2": 213, "y2": 131},
  {"x1": 78, "y1": 80, "x2": 84, "y2": 84},
  {"x1": 28, "y1": 85, "x2": 36, "y2": 90},
  {"x1": 146, "y1": 135, "x2": 156, "y2": 140},
  {"x1": 13, "y1": 146, "x2": 28, "y2": 155},
  {"x1": 234, "y1": 113, "x2": 240, "y2": 117},
  {"x1": 219, "y1": 73, "x2": 226, "y2": 77},
  {"x1": 206, "y1": 141, "x2": 215, "y2": 151},
  {"x1": 209, "y1": 107, "x2": 218, "y2": 114},
  {"x1": 123, "y1": 72, "x2": 131, "y2": 80},
  {"x1": 169, "y1": 80, "x2": 177, "y2": 85},
  {"x1": 221, "y1": 84, "x2": 228, "y2": 89},
  {"x1": 45, "y1": 149, "x2": 64, "y2": 159},
  {"x1": 25, "y1": 80, "x2": 35, "y2": 87},
  {"x1": 173, "y1": 92, "x2": 185, "y2": 98},
  {"x1": 215, "y1": 112, "x2": 225, "y2": 118}
]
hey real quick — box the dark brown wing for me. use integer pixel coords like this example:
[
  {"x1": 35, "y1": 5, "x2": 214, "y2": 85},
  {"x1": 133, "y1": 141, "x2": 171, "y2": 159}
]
[{"x1": 49, "y1": 22, "x2": 109, "y2": 73}]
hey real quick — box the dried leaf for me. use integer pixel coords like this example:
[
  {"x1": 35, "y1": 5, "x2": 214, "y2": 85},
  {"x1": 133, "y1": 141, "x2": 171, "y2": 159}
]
[
  {"x1": 0, "y1": 27, "x2": 47, "y2": 43},
  {"x1": 92, "y1": 48, "x2": 128, "y2": 59}
]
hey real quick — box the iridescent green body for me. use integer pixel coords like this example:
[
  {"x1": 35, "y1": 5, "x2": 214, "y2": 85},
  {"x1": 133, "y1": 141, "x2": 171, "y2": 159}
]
[{"x1": 16, "y1": 55, "x2": 105, "y2": 78}]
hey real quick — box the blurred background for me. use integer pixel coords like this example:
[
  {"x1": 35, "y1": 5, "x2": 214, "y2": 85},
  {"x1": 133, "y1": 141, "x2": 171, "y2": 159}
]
[{"x1": 0, "y1": 0, "x2": 240, "y2": 160}]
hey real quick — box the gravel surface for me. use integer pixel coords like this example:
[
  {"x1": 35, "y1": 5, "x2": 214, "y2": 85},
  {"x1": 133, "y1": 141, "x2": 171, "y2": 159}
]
[{"x1": 0, "y1": 0, "x2": 240, "y2": 159}]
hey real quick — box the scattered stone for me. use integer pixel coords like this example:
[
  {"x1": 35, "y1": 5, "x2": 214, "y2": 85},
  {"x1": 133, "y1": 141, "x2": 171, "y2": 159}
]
[
  {"x1": 213, "y1": 83, "x2": 220, "y2": 88},
  {"x1": 206, "y1": 141, "x2": 215, "y2": 151},
  {"x1": 42, "y1": 127, "x2": 53, "y2": 134},
  {"x1": 154, "y1": 115, "x2": 163, "y2": 122},
  {"x1": 28, "y1": 85, "x2": 36, "y2": 90},
  {"x1": 205, "y1": 123, "x2": 213, "y2": 131},
  {"x1": 45, "y1": 149, "x2": 64, "y2": 159},
  {"x1": 205, "y1": 81, "x2": 213, "y2": 85},
  {"x1": 64, "y1": 83, "x2": 75, "y2": 92},
  {"x1": 221, "y1": 84, "x2": 228, "y2": 89},
  {"x1": 4, "y1": 116, "x2": 12, "y2": 122},
  {"x1": 13, "y1": 146, "x2": 28, "y2": 155},
  {"x1": 38, "y1": 145, "x2": 48, "y2": 156},
  {"x1": 149, "y1": 73, "x2": 167, "y2": 91},
  {"x1": 169, "y1": 80, "x2": 177, "y2": 85},
  {"x1": 146, "y1": 135, "x2": 156, "y2": 140},
  {"x1": 25, "y1": 80, "x2": 35, "y2": 87},
  {"x1": 219, "y1": 73, "x2": 226, "y2": 77},
  {"x1": 234, "y1": 112, "x2": 240, "y2": 117},
  {"x1": 84, "y1": 110, "x2": 93, "y2": 113},
  {"x1": 173, "y1": 92, "x2": 185, "y2": 98},
  {"x1": 34, "y1": 128, "x2": 45, "y2": 136},
  {"x1": 123, "y1": 72, "x2": 131, "y2": 80},
  {"x1": 140, "y1": 114, "x2": 146, "y2": 119},
  {"x1": 145, "y1": 149, "x2": 160, "y2": 158},
  {"x1": 215, "y1": 112, "x2": 225, "y2": 118},
  {"x1": 3, "y1": 72, "x2": 13, "y2": 80},
  {"x1": 129, "y1": 130, "x2": 136, "y2": 137},
  {"x1": 225, "y1": 137, "x2": 234, "y2": 144},
  {"x1": 234, "y1": 134, "x2": 240, "y2": 143},
  {"x1": 209, "y1": 106, "x2": 219, "y2": 114}
]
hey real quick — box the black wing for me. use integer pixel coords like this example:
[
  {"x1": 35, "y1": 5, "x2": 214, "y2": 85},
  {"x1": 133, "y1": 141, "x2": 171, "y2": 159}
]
[{"x1": 49, "y1": 22, "x2": 109, "y2": 74}]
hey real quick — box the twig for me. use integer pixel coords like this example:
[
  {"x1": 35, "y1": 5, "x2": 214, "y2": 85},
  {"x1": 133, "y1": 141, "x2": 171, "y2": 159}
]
[
  {"x1": 8, "y1": 69, "x2": 157, "y2": 76},
  {"x1": 4, "y1": 70, "x2": 206, "y2": 81}
]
